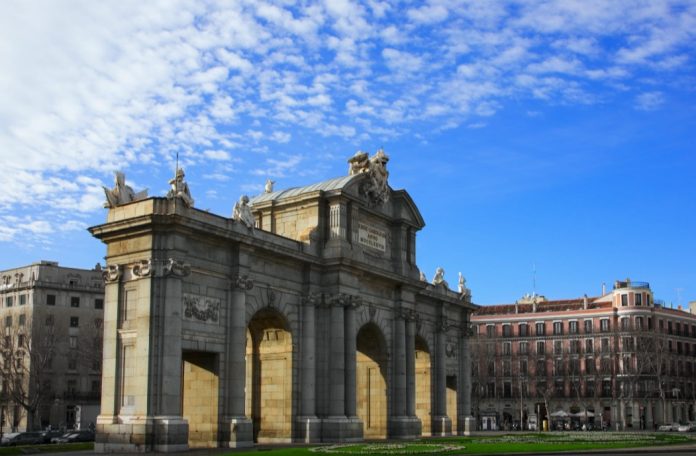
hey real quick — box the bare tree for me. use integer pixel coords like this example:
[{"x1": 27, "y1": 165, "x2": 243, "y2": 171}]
[{"x1": 1, "y1": 322, "x2": 58, "y2": 430}]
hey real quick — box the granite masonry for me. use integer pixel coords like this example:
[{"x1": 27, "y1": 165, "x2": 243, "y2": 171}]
[{"x1": 89, "y1": 152, "x2": 477, "y2": 452}]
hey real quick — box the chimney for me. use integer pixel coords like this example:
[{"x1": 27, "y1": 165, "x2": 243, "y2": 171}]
[
  {"x1": 601, "y1": 282, "x2": 606, "y2": 295},
  {"x1": 583, "y1": 294, "x2": 588, "y2": 310}
]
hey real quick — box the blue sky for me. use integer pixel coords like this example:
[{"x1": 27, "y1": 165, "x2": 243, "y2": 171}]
[{"x1": 1, "y1": 0, "x2": 695, "y2": 305}]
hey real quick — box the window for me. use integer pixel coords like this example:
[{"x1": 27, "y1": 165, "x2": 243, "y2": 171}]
[
  {"x1": 5, "y1": 296, "x2": 12, "y2": 307},
  {"x1": 570, "y1": 339, "x2": 580, "y2": 354},
  {"x1": 659, "y1": 320, "x2": 664, "y2": 332},
  {"x1": 600, "y1": 319, "x2": 610, "y2": 332},
  {"x1": 487, "y1": 361, "x2": 495, "y2": 376},
  {"x1": 69, "y1": 336, "x2": 77, "y2": 349},
  {"x1": 601, "y1": 338, "x2": 609, "y2": 353},
  {"x1": 536, "y1": 341, "x2": 545, "y2": 355},
  {"x1": 586, "y1": 339, "x2": 594, "y2": 354},
  {"x1": 668, "y1": 321, "x2": 673, "y2": 335},
  {"x1": 18, "y1": 295, "x2": 26, "y2": 306},
  {"x1": 46, "y1": 294, "x2": 56, "y2": 306},
  {"x1": 503, "y1": 325, "x2": 511, "y2": 337},
  {"x1": 4, "y1": 316, "x2": 11, "y2": 327},
  {"x1": 536, "y1": 322, "x2": 545, "y2": 336},
  {"x1": 569, "y1": 321, "x2": 578, "y2": 334},
  {"x1": 519, "y1": 323, "x2": 528, "y2": 337},
  {"x1": 486, "y1": 325, "x2": 495, "y2": 337},
  {"x1": 68, "y1": 357, "x2": 77, "y2": 370},
  {"x1": 554, "y1": 358, "x2": 564, "y2": 376},
  {"x1": 635, "y1": 293, "x2": 642, "y2": 306},
  {"x1": 94, "y1": 318, "x2": 103, "y2": 328},
  {"x1": 555, "y1": 378, "x2": 564, "y2": 396},
  {"x1": 519, "y1": 341, "x2": 528, "y2": 354},
  {"x1": 503, "y1": 342, "x2": 511, "y2": 355},
  {"x1": 623, "y1": 337, "x2": 634, "y2": 351},
  {"x1": 70, "y1": 317, "x2": 79, "y2": 328},
  {"x1": 3, "y1": 336, "x2": 9, "y2": 348},
  {"x1": 520, "y1": 359, "x2": 528, "y2": 375},
  {"x1": 553, "y1": 321, "x2": 563, "y2": 335},
  {"x1": 636, "y1": 317, "x2": 644, "y2": 330},
  {"x1": 585, "y1": 357, "x2": 595, "y2": 374},
  {"x1": 503, "y1": 360, "x2": 511, "y2": 376},
  {"x1": 91, "y1": 380, "x2": 101, "y2": 393},
  {"x1": 18, "y1": 335, "x2": 25, "y2": 346},
  {"x1": 536, "y1": 359, "x2": 546, "y2": 376},
  {"x1": 586, "y1": 379, "x2": 595, "y2": 396},
  {"x1": 45, "y1": 315, "x2": 54, "y2": 326},
  {"x1": 584, "y1": 320, "x2": 593, "y2": 334},
  {"x1": 602, "y1": 379, "x2": 612, "y2": 397},
  {"x1": 503, "y1": 382, "x2": 512, "y2": 398},
  {"x1": 95, "y1": 298, "x2": 104, "y2": 310},
  {"x1": 554, "y1": 340, "x2": 562, "y2": 354},
  {"x1": 18, "y1": 314, "x2": 25, "y2": 326},
  {"x1": 67, "y1": 379, "x2": 77, "y2": 393},
  {"x1": 570, "y1": 358, "x2": 580, "y2": 375},
  {"x1": 621, "y1": 294, "x2": 628, "y2": 306},
  {"x1": 70, "y1": 297, "x2": 80, "y2": 308},
  {"x1": 621, "y1": 318, "x2": 630, "y2": 330}
]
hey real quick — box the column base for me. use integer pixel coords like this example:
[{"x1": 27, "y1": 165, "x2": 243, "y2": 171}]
[
  {"x1": 388, "y1": 416, "x2": 421, "y2": 439},
  {"x1": 95, "y1": 415, "x2": 189, "y2": 453},
  {"x1": 220, "y1": 416, "x2": 254, "y2": 448},
  {"x1": 294, "y1": 416, "x2": 322, "y2": 443},
  {"x1": 321, "y1": 416, "x2": 363, "y2": 442},
  {"x1": 457, "y1": 416, "x2": 476, "y2": 435},
  {"x1": 431, "y1": 415, "x2": 452, "y2": 436}
]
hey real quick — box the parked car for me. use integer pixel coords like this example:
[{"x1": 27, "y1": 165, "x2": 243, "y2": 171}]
[
  {"x1": 2, "y1": 432, "x2": 45, "y2": 446},
  {"x1": 0, "y1": 433, "x2": 20, "y2": 446},
  {"x1": 677, "y1": 422, "x2": 695, "y2": 432},
  {"x1": 51, "y1": 430, "x2": 95, "y2": 443},
  {"x1": 658, "y1": 422, "x2": 680, "y2": 431},
  {"x1": 40, "y1": 430, "x2": 63, "y2": 443}
]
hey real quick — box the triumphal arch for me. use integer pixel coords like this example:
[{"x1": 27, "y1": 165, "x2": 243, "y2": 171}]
[{"x1": 90, "y1": 151, "x2": 477, "y2": 452}]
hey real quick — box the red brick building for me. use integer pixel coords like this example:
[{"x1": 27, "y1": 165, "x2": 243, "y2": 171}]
[{"x1": 471, "y1": 279, "x2": 696, "y2": 431}]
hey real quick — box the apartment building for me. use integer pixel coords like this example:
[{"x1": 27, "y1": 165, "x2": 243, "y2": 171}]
[
  {"x1": 471, "y1": 280, "x2": 696, "y2": 431},
  {"x1": 0, "y1": 261, "x2": 104, "y2": 432}
]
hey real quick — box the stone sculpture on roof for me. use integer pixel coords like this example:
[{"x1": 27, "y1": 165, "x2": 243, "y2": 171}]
[
  {"x1": 432, "y1": 267, "x2": 448, "y2": 288},
  {"x1": 458, "y1": 272, "x2": 470, "y2": 298},
  {"x1": 264, "y1": 178, "x2": 275, "y2": 193},
  {"x1": 167, "y1": 168, "x2": 194, "y2": 208},
  {"x1": 347, "y1": 148, "x2": 390, "y2": 206},
  {"x1": 233, "y1": 195, "x2": 255, "y2": 229},
  {"x1": 103, "y1": 171, "x2": 148, "y2": 208}
]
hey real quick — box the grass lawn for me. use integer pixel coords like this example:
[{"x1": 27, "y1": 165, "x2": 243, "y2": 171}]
[{"x1": 228, "y1": 432, "x2": 696, "y2": 456}]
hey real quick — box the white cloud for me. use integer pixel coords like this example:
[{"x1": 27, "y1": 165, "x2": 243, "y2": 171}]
[
  {"x1": 634, "y1": 91, "x2": 665, "y2": 111},
  {"x1": 203, "y1": 150, "x2": 231, "y2": 161}
]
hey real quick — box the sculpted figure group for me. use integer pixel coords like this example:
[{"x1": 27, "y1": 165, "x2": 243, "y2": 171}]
[{"x1": 347, "y1": 148, "x2": 390, "y2": 206}]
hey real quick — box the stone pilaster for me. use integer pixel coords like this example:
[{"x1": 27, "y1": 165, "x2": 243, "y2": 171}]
[
  {"x1": 344, "y1": 297, "x2": 360, "y2": 418},
  {"x1": 405, "y1": 316, "x2": 416, "y2": 418},
  {"x1": 221, "y1": 275, "x2": 254, "y2": 448}
]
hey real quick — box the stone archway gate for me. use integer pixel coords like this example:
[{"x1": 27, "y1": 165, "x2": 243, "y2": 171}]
[{"x1": 90, "y1": 158, "x2": 477, "y2": 452}]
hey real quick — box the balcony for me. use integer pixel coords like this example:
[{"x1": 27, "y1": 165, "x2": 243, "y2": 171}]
[{"x1": 613, "y1": 280, "x2": 650, "y2": 290}]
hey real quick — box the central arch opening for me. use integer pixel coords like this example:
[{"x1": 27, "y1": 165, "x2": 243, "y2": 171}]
[
  {"x1": 245, "y1": 308, "x2": 293, "y2": 443},
  {"x1": 415, "y1": 336, "x2": 432, "y2": 435},
  {"x1": 356, "y1": 323, "x2": 388, "y2": 438}
]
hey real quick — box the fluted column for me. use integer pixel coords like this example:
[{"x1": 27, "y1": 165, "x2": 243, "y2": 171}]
[
  {"x1": 329, "y1": 295, "x2": 346, "y2": 417},
  {"x1": 344, "y1": 297, "x2": 360, "y2": 418},
  {"x1": 393, "y1": 312, "x2": 407, "y2": 417},
  {"x1": 405, "y1": 315, "x2": 416, "y2": 417},
  {"x1": 435, "y1": 326, "x2": 447, "y2": 418}
]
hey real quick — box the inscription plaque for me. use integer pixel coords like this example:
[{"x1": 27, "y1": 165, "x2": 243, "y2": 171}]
[{"x1": 357, "y1": 222, "x2": 386, "y2": 252}]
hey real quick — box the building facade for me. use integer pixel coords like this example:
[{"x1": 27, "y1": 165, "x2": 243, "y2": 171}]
[
  {"x1": 89, "y1": 152, "x2": 477, "y2": 452},
  {"x1": 471, "y1": 280, "x2": 696, "y2": 431},
  {"x1": 0, "y1": 261, "x2": 104, "y2": 432}
]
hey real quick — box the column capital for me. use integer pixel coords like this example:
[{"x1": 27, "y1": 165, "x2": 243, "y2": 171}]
[
  {"x1": 132, "y1": 259, "x2": 153, "y2": 278},
  {"x1": 230, "y1": 275, "x2": 254, "y2": 291},
  {"x1": 398, "y1": 308, "x2": 419, "y2": 322},
  {"x1": 325, "y1": 293, "x2": 362, "y2": 308},
  {"x1": 102, "y1": 264, "x2": 122, "y2": 283},
  {"x1": 302, "y1": 292, "x2": 322, "y2": 307}
]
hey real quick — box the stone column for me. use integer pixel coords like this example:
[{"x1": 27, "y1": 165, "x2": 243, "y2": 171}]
[
  {"x1": 457, "y1": 318, "x2": 474, "y2": 435},
  {"x1": 329, "y1": 296, "x2": 346, "y2": 417},
  {"x1": 645, "y1": 401, "x2": 653, "y2": 429},
  {"x1": 432, "y1": 322, "x2": 450, "y2": 435},
  {"x1": 296, "y1": 293, "x2": 321, "y2": 442},
  {"x1": 392, "y1": 313, "x2": 407, "y2": 417},
  {"x1": 222, "y1": 276, "x2": 254, "y2": 448},
  {"x1": 344, "y1": 298, "x2": 358, "y2": 418},
  {"x1": 405, "y1": 316, "x2": 416, "y2": 418}
]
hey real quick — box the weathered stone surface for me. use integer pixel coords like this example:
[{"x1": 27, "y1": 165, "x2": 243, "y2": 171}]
[{"x1": 89, "y1": 158, "x2": 477, "y2": 452}]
